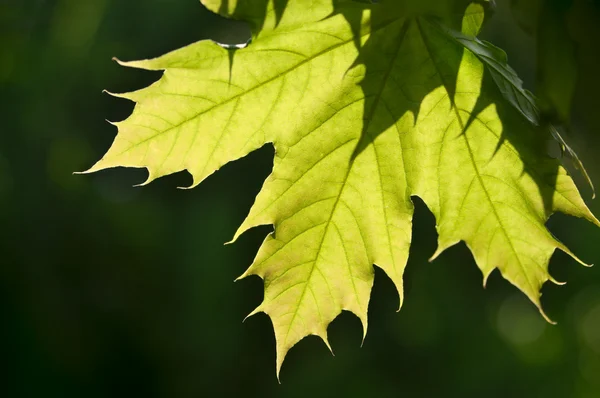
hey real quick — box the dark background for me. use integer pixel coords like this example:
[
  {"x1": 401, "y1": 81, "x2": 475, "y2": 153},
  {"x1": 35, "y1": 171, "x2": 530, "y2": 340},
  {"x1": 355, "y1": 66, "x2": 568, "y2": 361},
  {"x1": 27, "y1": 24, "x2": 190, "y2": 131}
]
[{"x1": 2, "y1": 1, "x2": 600, "y2": 397}]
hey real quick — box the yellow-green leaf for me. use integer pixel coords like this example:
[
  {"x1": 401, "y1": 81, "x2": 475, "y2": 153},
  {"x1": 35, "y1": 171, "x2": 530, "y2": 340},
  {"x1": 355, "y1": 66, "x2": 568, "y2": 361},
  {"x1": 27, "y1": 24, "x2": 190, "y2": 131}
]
[{"x1": 85, "y1": 0, "x2": 599, "y2": 377}]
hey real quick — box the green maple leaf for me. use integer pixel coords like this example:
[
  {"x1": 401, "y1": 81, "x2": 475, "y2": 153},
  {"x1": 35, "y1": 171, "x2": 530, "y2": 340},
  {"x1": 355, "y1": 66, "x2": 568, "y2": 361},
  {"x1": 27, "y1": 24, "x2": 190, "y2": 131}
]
[{"x1": 85, "y1": 0, "x2": 598, "y2": 377}]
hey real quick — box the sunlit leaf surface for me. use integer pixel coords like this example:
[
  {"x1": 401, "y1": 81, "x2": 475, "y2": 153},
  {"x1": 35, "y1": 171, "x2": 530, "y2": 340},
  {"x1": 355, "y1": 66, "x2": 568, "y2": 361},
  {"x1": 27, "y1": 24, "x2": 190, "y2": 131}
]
[{"x1": 86, "y1": 0, "x2": 598, "y2": 377}]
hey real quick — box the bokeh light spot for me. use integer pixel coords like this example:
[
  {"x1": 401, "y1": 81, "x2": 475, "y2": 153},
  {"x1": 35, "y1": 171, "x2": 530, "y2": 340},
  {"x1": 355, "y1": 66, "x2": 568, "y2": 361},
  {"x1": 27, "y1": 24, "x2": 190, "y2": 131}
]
[
  {"x1": 497, "y1": 293, "x2": 546, "y2": 346},
  {"x1": 581, "y1": 303, "x2": 600, "y2": 354}
]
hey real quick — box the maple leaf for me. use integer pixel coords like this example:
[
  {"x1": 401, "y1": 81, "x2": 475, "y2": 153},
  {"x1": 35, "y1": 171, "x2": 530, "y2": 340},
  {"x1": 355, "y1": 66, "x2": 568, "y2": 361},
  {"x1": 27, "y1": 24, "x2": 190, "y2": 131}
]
[{"x1": 85, "y1": 0, "x2": 598, "y2": 377}]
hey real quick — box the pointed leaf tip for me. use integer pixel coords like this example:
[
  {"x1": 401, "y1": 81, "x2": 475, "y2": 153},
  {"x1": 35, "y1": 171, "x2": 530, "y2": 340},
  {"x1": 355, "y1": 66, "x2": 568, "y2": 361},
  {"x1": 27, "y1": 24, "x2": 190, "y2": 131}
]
[
  {"x1": 538, "y1": 307, "x2": 557, "y2": 325},
  {"x1": 322, "y1": 334, "x2": 334, "y2": 357},
  {"x1": 242, "y1": 306, "x2": 262, "y2": 323}
]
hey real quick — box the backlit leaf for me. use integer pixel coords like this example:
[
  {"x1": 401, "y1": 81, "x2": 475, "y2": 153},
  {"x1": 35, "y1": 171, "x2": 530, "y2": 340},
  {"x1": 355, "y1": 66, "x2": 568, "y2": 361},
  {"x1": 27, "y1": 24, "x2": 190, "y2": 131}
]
[{"x1": 85, "y1": 0, "x2": 598, "y2": 377}]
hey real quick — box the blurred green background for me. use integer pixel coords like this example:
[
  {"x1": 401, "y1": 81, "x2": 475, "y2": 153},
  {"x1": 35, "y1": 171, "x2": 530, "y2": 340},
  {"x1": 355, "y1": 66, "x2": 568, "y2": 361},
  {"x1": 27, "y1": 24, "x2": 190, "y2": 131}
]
[{"x1": 2, "y1": 1, "x2": 600, "y2": 397}]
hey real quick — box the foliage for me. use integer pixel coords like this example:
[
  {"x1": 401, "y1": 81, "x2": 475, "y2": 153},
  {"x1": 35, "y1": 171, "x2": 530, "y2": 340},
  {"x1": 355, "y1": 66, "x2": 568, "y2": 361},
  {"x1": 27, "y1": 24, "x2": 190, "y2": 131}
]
[{"x1": 85, "y1": 0, "x2": 598, "y2": 376}]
